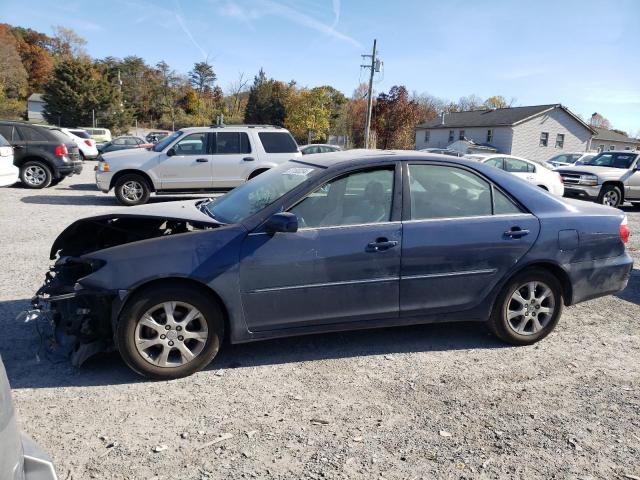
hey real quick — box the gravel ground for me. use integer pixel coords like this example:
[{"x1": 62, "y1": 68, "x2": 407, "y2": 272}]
[{"x1": 1, "y1": 167, "x2": 639, "y2": 480}]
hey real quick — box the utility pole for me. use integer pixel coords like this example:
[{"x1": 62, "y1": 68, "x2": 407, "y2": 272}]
[{"x1": 361, "y1": 39, "x2": 381, "y2": 149}]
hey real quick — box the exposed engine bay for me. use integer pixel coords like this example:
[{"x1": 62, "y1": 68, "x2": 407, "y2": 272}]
[{"x1": 29, "y1": 215, "x2": 216, "y2": 365}]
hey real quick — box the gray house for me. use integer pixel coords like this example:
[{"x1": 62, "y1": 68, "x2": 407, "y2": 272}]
[
  {"x1": 591, "y1": 127, "x2": 640, "y2": 152},
  {"x1": 27, "y1": 93, "x2": 46, "y2": 123},
  {"x1": 415, "y1": 104, "x2": 596, "y2": 163}
]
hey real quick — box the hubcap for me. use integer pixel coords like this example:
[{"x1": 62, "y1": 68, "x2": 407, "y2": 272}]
[
  {"x1": 134, "y1": 301, "x2": 208, "y2": 368},
  {"x1": 603, "y1": 190, "x2": 619, "y2": 206},
  {"x1": 121, "y1": 181, "x2": 143, "y2": 202},
  {"x1": 505, "y1": 281, "x2": 555, "y2": 336},
  {"x1": 24, "y1": 165, "x2": 47, "y2": 186}
]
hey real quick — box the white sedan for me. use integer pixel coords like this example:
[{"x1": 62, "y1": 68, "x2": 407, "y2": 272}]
[
  {"x1": 466, "y1": 154, "x2": 564, "y2": 196},
  {"x1": 0, "y1": 134, "x2": 18, "y2": 187}
]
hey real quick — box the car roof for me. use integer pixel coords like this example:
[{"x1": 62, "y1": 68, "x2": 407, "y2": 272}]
[
  {"x1": 180, "y1": 125, "x2": 289, "y2": 133},
  {"x1": 293, "y1": 149, "x2": 491, "y2": 168}
]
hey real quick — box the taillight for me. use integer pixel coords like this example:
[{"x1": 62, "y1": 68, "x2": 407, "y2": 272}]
[
  {"x1": 54, "y1": 144, "x2": 68, "y2": 157},
  {"x1": 619, "y1": 216, "x2": 630, "y2": 244},
  {"x1": 84, "y1": 139, "x2": 92, "y2": 147}
]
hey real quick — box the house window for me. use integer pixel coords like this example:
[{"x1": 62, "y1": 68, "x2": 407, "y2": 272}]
[
  {"x1": 424, "y1": 130, "x2": 430, "y2": 143},
  {"x1": 609, "y1": 145, "x2": 615, "y2": 151},
  {"x1": 598, "y1": 144, "x2": 605, "y2": 152},
  {"x1": 487, "y1": 129, "x2": 493, "y2": 143},
  {"x1": 539, "y1": 132, "x2": 549, "y2": 147},
  {"x1": 459, "y1": 130, "x2": 465, "y2": 140},
  {"x1": 625, "y1": 146, "x2": 631, "y2": 150},
  {"x1": 448, "y1": 130, "x2": 454, "y2": 142},
  {"x1": 555, "y1": 133, "x2": 565, "y2": 148}
]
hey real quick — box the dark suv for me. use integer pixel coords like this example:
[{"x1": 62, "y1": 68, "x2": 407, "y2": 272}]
[{"x1": 0, "y1": 121, "x2": 82, "y2": 188}]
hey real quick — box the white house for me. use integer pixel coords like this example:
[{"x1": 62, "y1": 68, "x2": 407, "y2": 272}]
[
  {"x1": 415, "y1": 104, "x2": 596, "y2": 163},
  {"x1": 27, "y1": 93, "x2": 46, "y2": 123},
  {"x1": 591, "y1": 127, "x2": 640, "y2": 152}
]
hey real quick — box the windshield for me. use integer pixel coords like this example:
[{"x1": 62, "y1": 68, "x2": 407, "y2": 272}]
[
  {"x1": 583, "y1": 152, "x2": 638, "y2": 169},
  {"x1": 153, "y1": 131, "x2": 182, "y2": 152},
  {"x1": 203, "y1": 161, "x2": 321, "y2": 223}
]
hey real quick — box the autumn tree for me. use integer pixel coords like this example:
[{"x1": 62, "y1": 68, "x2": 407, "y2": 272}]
[
  {"x1": 51, "y1": 26, "x2": 88, "y2": 60},
  {"x1": 4, "y1": 24, "x2": 54, "y2": 93},
  {"x1": 284, "y1": 87, "x2": 332, "y2": 143},
  {"x1": 589, "y1": 112, "x2": 611, "y2": 130},
  {"x1": 374, "y1": 85, "x2": 423, "y2": 150},
  {"x1": 0, "y1": 27, "x2": 28, "y2": 99},
  {"x1": 484, "y1": 95, "x2": 511, "y2": 109}
]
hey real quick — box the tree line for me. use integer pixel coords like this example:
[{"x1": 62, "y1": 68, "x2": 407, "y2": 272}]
[{"x1": 4, "y1": 23, "x2": 626, "y2": 147}]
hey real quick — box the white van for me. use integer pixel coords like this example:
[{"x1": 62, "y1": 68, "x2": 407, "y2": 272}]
[
  {"x1": 79, "y1": 127, "x2": 112, "y2": 144},
  {"x1": 95, "y1": 125, "x2": 301, "y2": 205}
]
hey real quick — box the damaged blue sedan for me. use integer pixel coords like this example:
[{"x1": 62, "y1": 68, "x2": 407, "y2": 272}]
[{"x1": 31, "y1": 151, "x2": 633, "y2": 379}]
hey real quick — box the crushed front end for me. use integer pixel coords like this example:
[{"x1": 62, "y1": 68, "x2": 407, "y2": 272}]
[{"x1": 30, "y1": 256, "x2": 115, "y2": 366}]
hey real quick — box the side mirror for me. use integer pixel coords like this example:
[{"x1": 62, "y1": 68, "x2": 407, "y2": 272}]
[
  {"x1": 265, "y1": 212, "x2": 298, "y2": 234},
  {"x1": 166, "y1": 147, "x2": 176, "y2": 157}
]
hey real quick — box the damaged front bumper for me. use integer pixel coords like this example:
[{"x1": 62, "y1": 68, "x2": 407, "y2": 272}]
[{"x1": 28, "y1": 257, "x2": 118, "y2": 366}]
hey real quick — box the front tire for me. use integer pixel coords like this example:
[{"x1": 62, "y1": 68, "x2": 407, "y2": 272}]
[
  {"x1": 116, "y1": 285, "x2": 224, "y2": 379},
  {"x1": 114, "y1": 173, "x2": 151, "y2": 206},
  {"x1": 598, "y1": 185, "x2": 622, "y2": 208},
  {"x1": 488, "y1": 269, "x2": 563, "y2": 345},
  {"x1": 20, "y1": 161, "x2": 52, "y2": 189}
]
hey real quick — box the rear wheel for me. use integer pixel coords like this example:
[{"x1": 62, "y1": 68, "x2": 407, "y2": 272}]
[
  {"x1": 20, "y1": 161, "x2": 52, "y2": 189},
  {"x1": 488, "y1": 269, "x2": 563, "y2": 345},
  {"x1": 116, "y1": 285, "x2": 224, "y2": 379},
  {"x1": 114, "y1": 173, "x2": 151, "y2": 206},
  {"x1": 598, "y1": 185, "x2": 622, "y2": 208}
]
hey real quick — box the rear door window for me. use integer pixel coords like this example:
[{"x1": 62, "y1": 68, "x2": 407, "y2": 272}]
[
  {"x1": 215, "y1": 132, "x2": 251, "y2": 154},
  {"x1": 17, "y1": 126, "x2": 48, "y2": 141},
  {"x1": 485, "y1": 158, "x2": 504, "y2": 170},
  {"x1": 258, "y1": 132, "x2": 298, "y2": 153}
]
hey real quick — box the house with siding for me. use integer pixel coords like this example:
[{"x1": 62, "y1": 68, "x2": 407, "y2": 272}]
[
  {"x1": 415, "y1": 104, "x2": 596, "y2": 163},
  {"x1": 27, "y1": 93, "x2": 46, "y2": 123},
  {"x1": 591, "y1": 127, "x2": 640, "y2": 152}
]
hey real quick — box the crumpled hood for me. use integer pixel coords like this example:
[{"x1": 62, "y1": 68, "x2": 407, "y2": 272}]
[
  {"x1": 556, "y1": 165, "x2": 629, "y2": 178},
  {"x1": 50, "y1": 200, "x2": 222, "y2": 259}
]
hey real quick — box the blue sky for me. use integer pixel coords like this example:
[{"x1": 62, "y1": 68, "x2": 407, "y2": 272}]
[{"x1": 1, "y1": 0, "x2": 639, "y2": 134}]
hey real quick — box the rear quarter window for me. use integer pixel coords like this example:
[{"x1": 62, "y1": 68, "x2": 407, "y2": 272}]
[
  {"x1": 69, "y1": 130, "x2": 91, "y2": 139},
  {"x1": 258, "y1": 132, "x2": 298, "y2": 153}
]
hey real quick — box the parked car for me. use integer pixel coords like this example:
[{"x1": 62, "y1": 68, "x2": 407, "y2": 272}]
[
  {"x1": 0, "y1": 355, "x2": 58, "y2": 479},
  {"x1": 300, "y1": 144, "x2": 342, "y2": 155},
  {"x1": 546, "y1": 152, "x2": 596, "y2": 169},
  {"x1": 0, "y1": 121, "x2": 82, "y2": 188},
  {"x1": 79, "y1": 127, "x2": 112, "y2": 145},
  {"x1": 61, "y1": 128, "x2": 98, "y2": 160},
  {"x1": 95, "y1": 125, "x2": 301, "y2": 206},
  {"x1": 0, "y1": 133, "x2": 18, "y2": 187},
  {"x1": 419, "y1": 148, "x2": 464, "y2": 157},
  {"x1": 97, "y1": 136, "x2": 151, "y2": 154},
  {"x1": 145, "y1": 131, "x2": 171, "y2": 144},
  {"x1": 32, "y1": 151, "x2": 632, "y2": 379},
  {"x1": 557, "y1": 150, "x2": 640, "y2": 207},
  {"x1": 467, "y1": 154, "x2": 564, "y2": 196}
]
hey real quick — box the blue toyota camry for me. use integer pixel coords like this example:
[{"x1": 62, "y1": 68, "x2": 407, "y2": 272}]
[{"x1": 32, "y1": 150, "x2": 633, "y2": 379}]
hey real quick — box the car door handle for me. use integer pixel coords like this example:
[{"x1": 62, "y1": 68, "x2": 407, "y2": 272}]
[
  {"x1": 243, "y1": 156, "x2": 255, "y2": 161},
  {"x1": 196, "y1": 158, "x2": 208, "y2": 163},
  {"x1": 504, "y1": 228, "x2": 530, "y2": 239},
  {"x1": 366, "y1": 238, "x2": 398, "y2": 252}
]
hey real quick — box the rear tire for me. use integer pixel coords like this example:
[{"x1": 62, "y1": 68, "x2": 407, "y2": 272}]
[
  {"x1": 114, "y1": 173, "x2": 151, "y2": 206},
  {"x1": 20, "y1": 161, "x2": 52, "y2": 189},
  {"x1": 487, "y1": 268, "x2": 563, "y2": 345},
  {"x1": 597, "y1": 185, "x2": 622, "y2": 208},
  {"x1": 116, "y1": 285, "x2": 224, "y2": 379}
]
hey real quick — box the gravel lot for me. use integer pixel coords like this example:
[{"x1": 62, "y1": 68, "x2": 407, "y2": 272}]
[{"x1": 1, "y1": 166, "x2": 639, "y2": 480}]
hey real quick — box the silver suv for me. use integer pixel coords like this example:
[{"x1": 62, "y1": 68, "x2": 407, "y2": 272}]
[
  {"x1": 557, "y1": 150, "x2": 640, "y2": 207},
  {"x1": 96, "y1": 125, "x2": 301, "y2": 205}
]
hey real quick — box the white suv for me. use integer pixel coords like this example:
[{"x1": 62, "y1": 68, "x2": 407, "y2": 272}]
[{"x1": 96, "y1": 125, "x2": 301, "y2": 205}]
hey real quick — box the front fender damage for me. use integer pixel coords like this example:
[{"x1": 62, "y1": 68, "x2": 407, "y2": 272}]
[{"x1": 28, "y1": 257, "x2": 116, "y2": 366}]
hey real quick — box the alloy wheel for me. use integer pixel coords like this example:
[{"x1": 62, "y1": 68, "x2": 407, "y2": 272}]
[
  {"x1": 24, "y1": 165, "x2": 47, "y2": 186},
  {"x1": 121, "y1": 180, "x2": 144, "y2": 202},
  {"x1": 602, "y1": 190, "x2": 619, "y2": 207},
  {"x1": 505, "y1": 281, "x2": 555, "y2": 336},
  {"x1": 134, "y1": 301, "x2": 209, "y2": 368}
]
